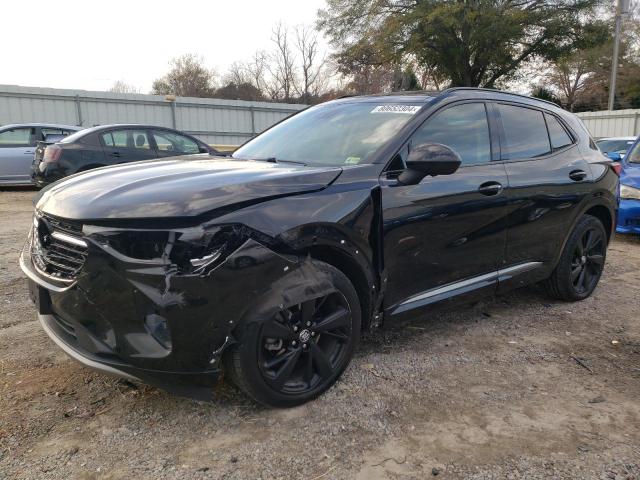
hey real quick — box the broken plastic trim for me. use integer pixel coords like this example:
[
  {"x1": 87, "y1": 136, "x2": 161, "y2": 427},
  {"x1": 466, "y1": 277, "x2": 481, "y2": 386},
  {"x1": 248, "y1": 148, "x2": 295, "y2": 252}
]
[{"x1": 82, "y1": 223, "x2": 277, "y2": 275}]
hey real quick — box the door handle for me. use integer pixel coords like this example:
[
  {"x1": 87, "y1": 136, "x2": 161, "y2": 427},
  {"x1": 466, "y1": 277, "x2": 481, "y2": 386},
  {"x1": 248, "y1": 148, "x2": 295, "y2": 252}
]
[
  {"x1": 24, "y1": 151, "x2": 34, "y2": 154},
  {"x1": 109, "y1": 152, "x2": 121, "y2": 158},
  {"x1": 478, "y1": 181, "x2": 503, "y2": 196},
  {"x1": 569, "y1": 169, "x2": 587, "y2": 182}
]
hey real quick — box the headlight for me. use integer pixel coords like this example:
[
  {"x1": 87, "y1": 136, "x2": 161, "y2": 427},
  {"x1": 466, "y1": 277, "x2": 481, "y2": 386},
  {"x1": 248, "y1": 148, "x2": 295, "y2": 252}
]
[
  {"x1": 83, "y1": 224, "x2": 256, "y2": 274},
  {"x1": 620, "y1": 184, "x2": 640, "y2": 200}
]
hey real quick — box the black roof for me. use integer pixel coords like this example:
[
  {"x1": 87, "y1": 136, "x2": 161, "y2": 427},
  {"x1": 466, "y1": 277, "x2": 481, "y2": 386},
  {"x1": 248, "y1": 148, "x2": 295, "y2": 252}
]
[
  {"x1": 74, "y1": 124, "x2": 179, "y2": 135},
  {"x1": 329, "y1": 87, "x2": 563, "y2": 111}
]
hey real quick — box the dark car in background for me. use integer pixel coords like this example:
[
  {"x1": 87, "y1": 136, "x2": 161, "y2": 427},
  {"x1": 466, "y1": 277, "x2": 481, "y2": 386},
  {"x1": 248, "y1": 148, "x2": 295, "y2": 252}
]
[
  {"x1": 0, "y1": 123, "x2": 81, "y2": 185},
  {"x1": 32, "y1": 124, "x2": 219, "y2": 187},
  {"x1": 21, "y1": 88, "x2": 618, "y2": 407}
]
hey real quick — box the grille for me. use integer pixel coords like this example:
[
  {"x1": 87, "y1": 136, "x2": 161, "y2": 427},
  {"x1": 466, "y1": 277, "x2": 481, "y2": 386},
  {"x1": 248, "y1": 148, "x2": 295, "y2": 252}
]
[{"x1": 31, "y1": 213, "x2": 88, "y2": 282}]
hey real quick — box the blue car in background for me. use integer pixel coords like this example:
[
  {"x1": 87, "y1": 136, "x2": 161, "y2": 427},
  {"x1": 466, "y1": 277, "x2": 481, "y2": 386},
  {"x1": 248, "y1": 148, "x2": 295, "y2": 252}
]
[
  {"x1": 616, "y1": 137, "x2": 640, "y2": 234},
  {"x1": 596, "y1": 137, "x2": 636, "y2": 161}
]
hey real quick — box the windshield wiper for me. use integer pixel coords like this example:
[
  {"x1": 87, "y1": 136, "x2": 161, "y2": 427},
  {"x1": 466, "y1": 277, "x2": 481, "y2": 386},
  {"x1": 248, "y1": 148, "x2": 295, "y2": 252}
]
[{"x1": 250, "y1": 157, "x2": 307, "y2": 166}]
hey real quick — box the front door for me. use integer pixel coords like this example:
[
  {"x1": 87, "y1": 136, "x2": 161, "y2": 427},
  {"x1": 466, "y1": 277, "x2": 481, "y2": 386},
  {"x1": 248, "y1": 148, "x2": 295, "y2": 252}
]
[
  {"x1": 381, "y1": 102, "x2": 509, "y2": 314},
  {"x1": 150, "y1": 129, "x2": 202, "y2": 158},
  {"x1": 0, "y1": 126, "x2": 36, "y2": 184}
]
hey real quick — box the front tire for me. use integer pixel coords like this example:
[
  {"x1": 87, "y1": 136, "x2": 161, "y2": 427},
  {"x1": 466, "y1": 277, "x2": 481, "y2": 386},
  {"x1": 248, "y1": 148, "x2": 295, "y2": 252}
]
[
  {"x1": 544, "y1": 214, "x2": 607, "y2": 301},
  {"x1": 225, "y1": 260, "x2": 361, "y2": 407}
]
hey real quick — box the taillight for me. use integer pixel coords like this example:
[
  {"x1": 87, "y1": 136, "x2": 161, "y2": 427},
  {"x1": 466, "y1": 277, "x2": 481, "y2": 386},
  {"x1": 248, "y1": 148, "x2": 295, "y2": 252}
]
[
  {"x1": 610, "y1": 162, "x2": 622, "y2": 176},
  {"x1": 43, "y1": 145, "x2": 62, "y2": 163}
]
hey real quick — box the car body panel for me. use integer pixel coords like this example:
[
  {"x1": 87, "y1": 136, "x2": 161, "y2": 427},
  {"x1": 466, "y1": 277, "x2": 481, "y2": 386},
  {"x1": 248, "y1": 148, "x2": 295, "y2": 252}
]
[
  {"x1": 36, "y1": 156, "x2": 343, "y2": 220},
  {"x1": 381, "y1": 162, "x2": 510, "y2": 309}
]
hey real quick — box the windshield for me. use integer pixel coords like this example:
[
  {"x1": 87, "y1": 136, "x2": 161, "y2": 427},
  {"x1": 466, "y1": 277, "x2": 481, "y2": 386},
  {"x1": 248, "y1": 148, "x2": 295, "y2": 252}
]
[
  {"x1": 597, "y1": 139, "x2": 635, "y2": 153},
  {"x1": 626, "y1": 141, "x2": 640, "y2": 164},
  {"x1": 233, "y1": 102, "x2": 426, "y2": 166}
]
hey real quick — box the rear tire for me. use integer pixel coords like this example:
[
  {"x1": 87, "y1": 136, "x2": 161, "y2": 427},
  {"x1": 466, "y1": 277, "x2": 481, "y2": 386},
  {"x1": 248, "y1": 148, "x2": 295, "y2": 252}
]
[
  {"x1": 225, "y1": 260, "x2": 361, "y2": 407},
  {"x1": 544, "y1": 215, "x2": 607, "y2": 301}
]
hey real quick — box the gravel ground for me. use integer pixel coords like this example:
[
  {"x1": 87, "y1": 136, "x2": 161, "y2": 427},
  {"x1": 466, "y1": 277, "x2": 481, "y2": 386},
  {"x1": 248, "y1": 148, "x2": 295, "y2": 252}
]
[{"x1": 1, "y1": 188, "x2": 639, "y2": 480}]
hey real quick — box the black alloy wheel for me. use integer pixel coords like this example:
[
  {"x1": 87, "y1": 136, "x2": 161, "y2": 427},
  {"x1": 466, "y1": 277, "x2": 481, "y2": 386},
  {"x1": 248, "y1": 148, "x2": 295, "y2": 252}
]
[
  {"x1": 545, "y1": 214, "x2": 607, "y2": 301},
  {"x1": 570, "y1": 226, "x2": 605, "y2": 295},
  {"x1": 258, "y1": 293, "x2": 352, "y2": 394},
  {"x1": 226, "y1": 260, "x2": 361, "y2": 407}
]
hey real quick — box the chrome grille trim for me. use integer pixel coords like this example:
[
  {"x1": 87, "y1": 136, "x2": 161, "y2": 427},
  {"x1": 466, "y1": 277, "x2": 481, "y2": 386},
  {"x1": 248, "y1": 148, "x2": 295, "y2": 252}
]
[
  {"x1": 51, "y1": 231, "x2": 88, "y2": 248},
  {"x1": 30, "y1": 213, "x2": 88, "y2": 282}
]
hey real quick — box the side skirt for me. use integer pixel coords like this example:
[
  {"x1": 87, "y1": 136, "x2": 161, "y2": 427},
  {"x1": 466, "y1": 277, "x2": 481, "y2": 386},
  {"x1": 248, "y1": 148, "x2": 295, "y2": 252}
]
[{"x1": 387, "y1": 261, "x2": 542, "y2": 316}]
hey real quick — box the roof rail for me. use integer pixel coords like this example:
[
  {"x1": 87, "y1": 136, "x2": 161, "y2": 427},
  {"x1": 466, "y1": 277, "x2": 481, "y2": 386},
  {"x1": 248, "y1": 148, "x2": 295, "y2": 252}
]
[
  {"x1": 384, "y1": 90, "x2": 442, "y2": 96},
  {"x1": 443, "y1": 87, "x2": 561, "y2": 108}
]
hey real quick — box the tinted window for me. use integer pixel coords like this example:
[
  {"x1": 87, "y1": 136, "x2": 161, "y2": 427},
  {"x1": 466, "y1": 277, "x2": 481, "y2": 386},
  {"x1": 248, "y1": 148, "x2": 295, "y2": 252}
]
[
  {"x1": 130, "y1": 130, "x2": 151, "y2": 150},
  {"x1": 41, "y1": 128, "x2": 75, "y2": 141},
  {"x1": 152, "y1": 130, "x2": 200, "y2": 154},
  {"x1": 411, "y1": 103, "x2": 491, "y2": 165},
  {"x1": 0, "y1": 127, "x2": 35, "y2": 147},
  {"x1": 545, "y1": 114, "x2": 573, "y2": 151},
  {"x1": 102, "y1": 130, "x2": 150, "y2": 149},
  {"x1": 499, "y1": 105, "x2": 551, "y2": 160},
  {"x1": 102, "y1": 130, "x2": 127, "y2": 148}
]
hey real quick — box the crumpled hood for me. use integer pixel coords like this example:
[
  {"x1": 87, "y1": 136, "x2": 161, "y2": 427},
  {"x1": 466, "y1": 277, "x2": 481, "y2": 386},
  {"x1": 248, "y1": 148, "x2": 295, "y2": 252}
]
[{"x1": 37, "y1": 156, "x2": 342, "y2": 220}]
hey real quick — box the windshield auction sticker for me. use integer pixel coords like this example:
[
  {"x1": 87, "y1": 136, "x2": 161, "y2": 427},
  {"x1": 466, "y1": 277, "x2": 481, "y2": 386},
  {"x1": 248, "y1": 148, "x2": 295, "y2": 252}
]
[{"x1": 371, "y1": 105, "x2": 422, "y2": 114}]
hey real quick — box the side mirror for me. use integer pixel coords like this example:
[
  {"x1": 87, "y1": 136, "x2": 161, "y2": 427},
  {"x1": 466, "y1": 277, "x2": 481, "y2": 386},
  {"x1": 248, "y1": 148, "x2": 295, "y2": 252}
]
[
  {"x1": 606, "y1": 151, "x2": 622, "y2": 161},
  {"x1": 199, "y1": 145, "x2": 210, "y2": 154},
  {"x1": 398, "y1": 143, "x2": 462, "y2": 185}
]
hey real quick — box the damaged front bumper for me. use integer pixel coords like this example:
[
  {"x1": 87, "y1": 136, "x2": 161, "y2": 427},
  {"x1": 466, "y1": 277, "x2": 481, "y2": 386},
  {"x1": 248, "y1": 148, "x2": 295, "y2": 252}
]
[{"x1": 21, "y1": 223, "x2": 300, "y2": 400}]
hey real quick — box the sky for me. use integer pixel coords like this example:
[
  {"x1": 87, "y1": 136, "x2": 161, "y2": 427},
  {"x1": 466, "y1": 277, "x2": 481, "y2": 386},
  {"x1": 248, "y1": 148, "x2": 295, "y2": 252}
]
[{"x1": 1, "y1": 0, "x2": 328, "y2": 93}]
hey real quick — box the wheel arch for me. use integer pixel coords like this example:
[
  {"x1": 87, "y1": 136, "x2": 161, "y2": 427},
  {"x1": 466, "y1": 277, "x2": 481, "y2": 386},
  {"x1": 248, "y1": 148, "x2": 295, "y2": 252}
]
[
  {"x1": 583, "y1": 204, "x2": 614, "y2": 243},
  {"x1": 303, "y1": 244, "x2": 375, "y2": 330},
  {"x1": 553, "y1": 198, "x2": 616, "y2": 271}
]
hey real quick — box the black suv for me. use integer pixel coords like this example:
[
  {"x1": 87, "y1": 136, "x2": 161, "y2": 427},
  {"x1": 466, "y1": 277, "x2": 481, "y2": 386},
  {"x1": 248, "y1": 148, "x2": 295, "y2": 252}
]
[
  {"x1": 32, "y1": 124, "x2": 217, "y2": 187},
  {"x1": 21, "y1": 88, "x2": 618, "y2": 407}
]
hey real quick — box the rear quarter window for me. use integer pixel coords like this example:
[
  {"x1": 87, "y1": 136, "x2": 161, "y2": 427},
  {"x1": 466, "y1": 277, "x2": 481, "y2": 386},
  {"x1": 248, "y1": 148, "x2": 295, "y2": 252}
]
[
  {"x1": 545, "y1": 114, "x2": 573, "y2": 151},
  {"x1": 498, "y1": 104, "x2": 551, "y2": 160}
]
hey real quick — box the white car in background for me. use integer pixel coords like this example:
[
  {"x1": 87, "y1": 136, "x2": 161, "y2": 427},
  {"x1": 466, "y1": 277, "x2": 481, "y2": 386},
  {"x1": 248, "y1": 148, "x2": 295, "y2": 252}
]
[{"x1": 0, "y1": 123, "x2": 81, "y2": 185}]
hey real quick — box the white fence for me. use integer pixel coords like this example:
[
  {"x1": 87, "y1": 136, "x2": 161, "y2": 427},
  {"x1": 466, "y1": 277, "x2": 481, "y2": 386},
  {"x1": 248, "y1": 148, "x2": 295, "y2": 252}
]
[
  {"x1": 2, "y1": 84, "x2": 637, "y2": 143},
  {"x1": 577, "y1": 109, "x2": 640, "y2": 139},
  {"x1": 0, "y1": 84, "x2": 305, "y2": 146}
]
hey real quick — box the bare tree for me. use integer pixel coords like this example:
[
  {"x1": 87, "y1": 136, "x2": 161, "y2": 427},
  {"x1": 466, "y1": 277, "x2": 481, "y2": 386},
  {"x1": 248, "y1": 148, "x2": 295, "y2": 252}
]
[
  {"x1": 109, "y1": 80, "x2": 140, "y2": 94},
  {"x1": 268, "y1": 22, "x2": 297, "y2": 101},
  {"x1": 247, "y1": 50, "x2": 270, "y2": 94},
  {"x1": 295, "y1": 25, "x2": 327, "y2": 103},
  {"x1": 223, "y1": 61, "x2": 251, "y2": 86}
]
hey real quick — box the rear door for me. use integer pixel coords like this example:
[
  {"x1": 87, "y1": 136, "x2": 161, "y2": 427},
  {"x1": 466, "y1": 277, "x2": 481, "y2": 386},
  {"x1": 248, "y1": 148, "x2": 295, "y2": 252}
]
[
  {"x1": 100, "y1": 129, "x2": 158, "y2": 164},
  {"x1": 0, "y1": 126, "x2": 36, "y2": 183},
  {"x1": 495, "y1": 103, "x2": 591, "y2": 290}
]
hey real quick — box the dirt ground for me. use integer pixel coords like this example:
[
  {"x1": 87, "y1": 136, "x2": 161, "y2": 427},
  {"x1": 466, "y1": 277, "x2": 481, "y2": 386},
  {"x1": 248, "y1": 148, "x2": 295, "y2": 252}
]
[{"x1": 0, "y1": 188, "x2": 639, "y2": 480}]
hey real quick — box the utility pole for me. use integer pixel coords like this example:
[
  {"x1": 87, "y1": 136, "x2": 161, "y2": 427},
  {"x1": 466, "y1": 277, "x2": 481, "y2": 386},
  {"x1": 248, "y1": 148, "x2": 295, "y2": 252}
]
[{"x1": 608, "y1": 0, "x2": 631, "y2": 111}]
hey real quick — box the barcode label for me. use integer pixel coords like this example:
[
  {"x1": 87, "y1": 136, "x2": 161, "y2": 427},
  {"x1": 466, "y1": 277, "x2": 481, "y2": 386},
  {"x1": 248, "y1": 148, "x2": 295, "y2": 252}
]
[{"x1": 371, "y1": 105, "x2": 422, "y2": 114}]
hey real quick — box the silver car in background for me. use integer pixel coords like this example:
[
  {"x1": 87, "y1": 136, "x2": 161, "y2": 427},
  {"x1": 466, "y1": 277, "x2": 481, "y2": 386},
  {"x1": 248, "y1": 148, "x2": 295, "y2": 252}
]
[{"x1": 0, "y1": 123, "x2": 81, "y2": 185}]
